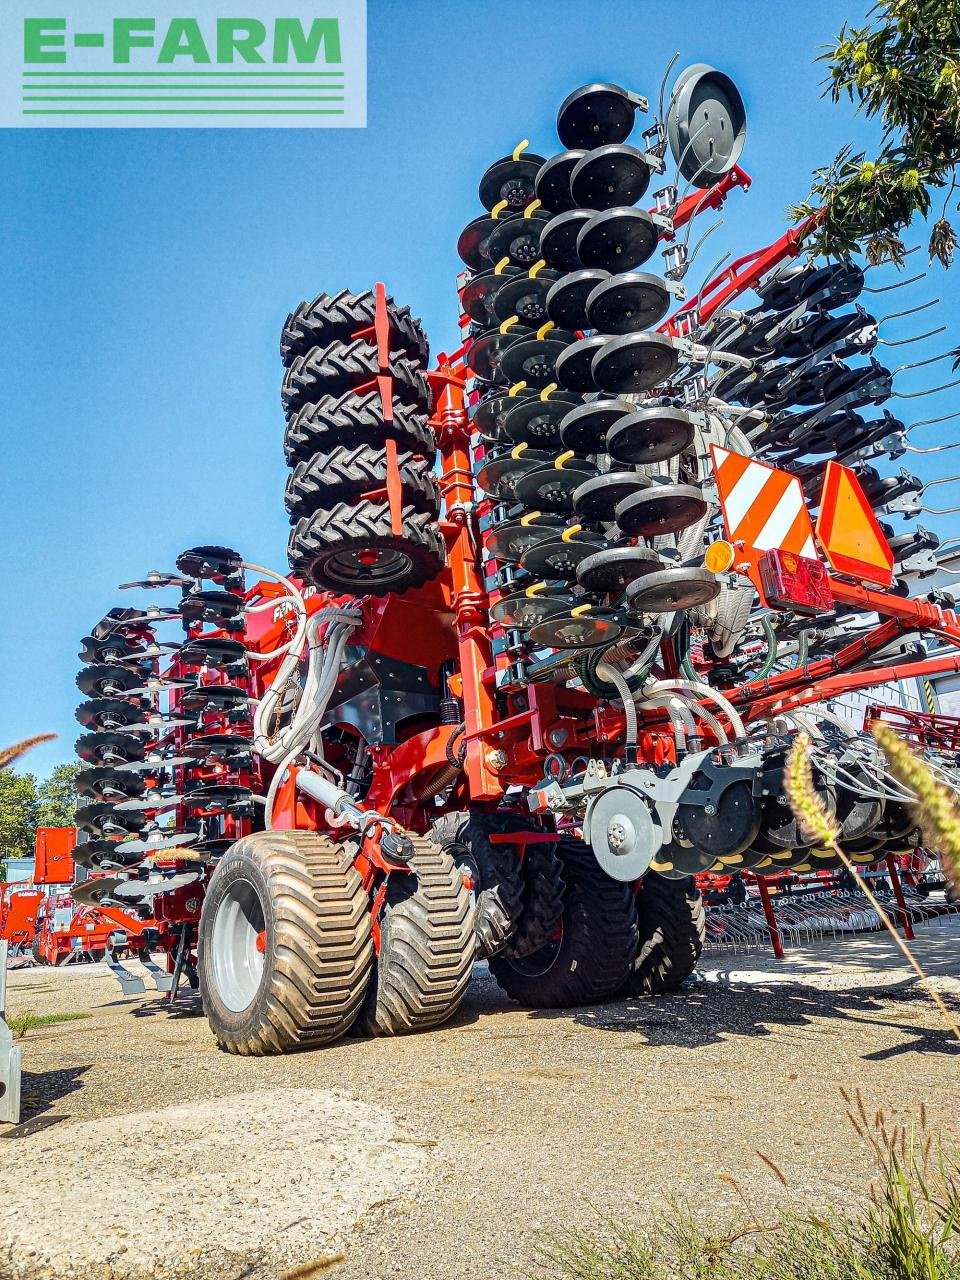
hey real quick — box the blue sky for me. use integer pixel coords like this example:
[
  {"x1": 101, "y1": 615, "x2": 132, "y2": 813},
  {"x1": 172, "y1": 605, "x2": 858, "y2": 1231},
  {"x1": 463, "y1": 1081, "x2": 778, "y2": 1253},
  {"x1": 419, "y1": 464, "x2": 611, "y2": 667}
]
[{"x1": 3, "y1": 0, "x2": 960, "y2": 780}]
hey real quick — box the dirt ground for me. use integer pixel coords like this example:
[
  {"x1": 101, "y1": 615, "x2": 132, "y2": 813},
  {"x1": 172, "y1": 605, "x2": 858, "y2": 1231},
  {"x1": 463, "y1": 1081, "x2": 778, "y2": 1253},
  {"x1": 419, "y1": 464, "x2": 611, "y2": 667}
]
[{"x1": 2, "y1": 921, "x2": 959, "y2": 1280}]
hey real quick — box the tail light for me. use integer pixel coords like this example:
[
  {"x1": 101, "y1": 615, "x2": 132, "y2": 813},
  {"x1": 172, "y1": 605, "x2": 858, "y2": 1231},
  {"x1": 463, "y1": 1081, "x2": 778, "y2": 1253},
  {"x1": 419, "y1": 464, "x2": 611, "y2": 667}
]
[{"x1": 758, "y1": 548, "x2": 833, "y2": 616}]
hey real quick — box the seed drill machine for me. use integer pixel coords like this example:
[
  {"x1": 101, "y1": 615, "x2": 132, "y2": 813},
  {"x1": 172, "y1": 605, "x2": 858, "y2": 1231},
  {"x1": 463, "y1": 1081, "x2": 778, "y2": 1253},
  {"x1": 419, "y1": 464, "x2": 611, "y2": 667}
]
[{"x1": 71, "y1": 65, "x2": 960, "y2": 1053}]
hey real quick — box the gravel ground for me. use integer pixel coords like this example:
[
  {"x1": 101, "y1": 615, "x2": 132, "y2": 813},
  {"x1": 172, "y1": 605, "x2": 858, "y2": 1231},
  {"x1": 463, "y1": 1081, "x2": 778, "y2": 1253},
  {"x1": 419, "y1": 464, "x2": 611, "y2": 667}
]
[{"x1": 2, "y1": 919, "x2": 959, "y2": 1280}]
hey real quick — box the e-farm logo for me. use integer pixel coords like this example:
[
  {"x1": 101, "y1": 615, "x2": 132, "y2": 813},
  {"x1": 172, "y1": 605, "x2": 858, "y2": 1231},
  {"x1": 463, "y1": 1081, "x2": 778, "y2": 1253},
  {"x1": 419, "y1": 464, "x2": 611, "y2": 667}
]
[{"x1": 0, "y1": 1, "x2": 365, "y2": 127}]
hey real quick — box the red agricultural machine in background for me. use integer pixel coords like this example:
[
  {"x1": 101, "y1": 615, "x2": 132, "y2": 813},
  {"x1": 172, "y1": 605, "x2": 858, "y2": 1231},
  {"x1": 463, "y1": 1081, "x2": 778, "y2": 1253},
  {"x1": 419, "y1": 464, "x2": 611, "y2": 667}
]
[
  {"x1": 70, "y1": 65, "x2": 960, "y2": 1055},
  {"x1": 2, "y1": 828, "x2": 160, "y2": 981}
]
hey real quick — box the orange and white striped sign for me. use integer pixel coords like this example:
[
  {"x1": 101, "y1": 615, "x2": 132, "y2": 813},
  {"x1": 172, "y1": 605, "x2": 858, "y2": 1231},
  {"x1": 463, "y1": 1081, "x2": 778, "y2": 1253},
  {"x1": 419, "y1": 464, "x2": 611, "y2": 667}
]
[{"x1": 710, "y1": 445, "x2": 816, "y2": 560}]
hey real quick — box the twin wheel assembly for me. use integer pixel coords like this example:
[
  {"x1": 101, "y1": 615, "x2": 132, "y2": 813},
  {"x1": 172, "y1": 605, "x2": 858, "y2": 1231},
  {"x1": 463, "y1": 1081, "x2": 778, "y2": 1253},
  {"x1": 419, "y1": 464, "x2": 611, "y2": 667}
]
[{"x1": 70, "y1": 58, "x2": 960, "y2": 1054}]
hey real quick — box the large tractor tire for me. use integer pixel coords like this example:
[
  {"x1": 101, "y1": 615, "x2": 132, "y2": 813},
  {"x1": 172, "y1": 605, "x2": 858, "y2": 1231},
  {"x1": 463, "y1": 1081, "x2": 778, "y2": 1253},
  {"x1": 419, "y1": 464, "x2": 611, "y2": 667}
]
[
  {"x1": 284, "y1": 393, "x2": 435, "y2": 466},
  {"x1": 288, "y1": 500, "x2": 446, "y2": 597},
  {"x1": 281, "y1": 342, "x2": 432, "y2": 418},
  {"x1": 505, "y1": 841, "x2": 565, "y2": 959},
  {"x1": 356, "y1": 836, "x2": 474, "y2": 1036},
  {"x1": 281, "y1": 290, "x2": 429, "y2": 367},
  {"x1": 198, "y1": 830, "x2": 373, "y2": 1056},
  {"x1": 622, "y1": 872, "x2": 705, "y2": 996},
  {"x1": 431, "y1": 811, "x2": 534, "y2": 958},
  {"x1": 489, "y1": 837, "x2": 638, "y2": 1007},
  {"x1": 284, "y1": 445, "x2": 441, "y2": 520}
]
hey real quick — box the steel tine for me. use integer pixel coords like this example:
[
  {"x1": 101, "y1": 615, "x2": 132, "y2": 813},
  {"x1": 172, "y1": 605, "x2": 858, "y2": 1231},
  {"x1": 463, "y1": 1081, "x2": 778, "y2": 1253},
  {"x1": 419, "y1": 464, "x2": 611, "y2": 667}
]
[
  {"x1": 864, "y1": 269, "x2": 926, "y2": 293},
  {"x1": 907, "y1": 409, "x2": 960, "y2": 431},
  {"x1": 657, "y1": 52, "x2": 681, "y2": 124},
  {"x1": 896, "y1": 375, "x2": 960, "y2": 399},
  {"x1": 878, "y1": 297, "x2": 939, "y2": 325},
  {"x1": 880, "y1": 324, "x2": 947, "y2": 348}
]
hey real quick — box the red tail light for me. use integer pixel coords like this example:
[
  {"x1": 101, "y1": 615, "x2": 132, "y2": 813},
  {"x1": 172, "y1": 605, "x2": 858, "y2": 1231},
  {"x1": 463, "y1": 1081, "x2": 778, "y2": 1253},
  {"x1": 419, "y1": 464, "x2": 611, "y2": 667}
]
[{"x1": 758, "y1": 548, "x2": 833, "y2": 616}]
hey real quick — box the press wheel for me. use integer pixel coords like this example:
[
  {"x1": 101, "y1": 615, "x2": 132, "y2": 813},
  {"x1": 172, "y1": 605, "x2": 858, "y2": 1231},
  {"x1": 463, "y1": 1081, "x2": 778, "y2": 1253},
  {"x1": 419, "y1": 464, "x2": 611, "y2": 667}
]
[
  {"x1": 615, "y1": 483, "x2": 708, "y2": 536},
  {"x1": 626, "y1": 567, "x2": 720, "y2": 613}
]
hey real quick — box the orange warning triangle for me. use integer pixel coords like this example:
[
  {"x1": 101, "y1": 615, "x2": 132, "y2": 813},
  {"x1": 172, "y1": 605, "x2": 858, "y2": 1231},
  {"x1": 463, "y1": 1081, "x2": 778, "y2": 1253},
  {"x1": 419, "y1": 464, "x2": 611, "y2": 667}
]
[{"x1": 815, "y1": 461, "x2": 894, "y2": 587}]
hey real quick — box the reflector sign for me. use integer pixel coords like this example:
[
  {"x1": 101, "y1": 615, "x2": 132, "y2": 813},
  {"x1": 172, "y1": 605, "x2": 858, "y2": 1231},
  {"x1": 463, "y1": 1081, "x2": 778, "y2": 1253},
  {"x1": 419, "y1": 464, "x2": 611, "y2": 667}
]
[
  {"x1": 711, "y1": 446, "x2": 816, "y2": 560},
  {"x1": 815, "y1": 460, "x2": 894, "y2": 587}
]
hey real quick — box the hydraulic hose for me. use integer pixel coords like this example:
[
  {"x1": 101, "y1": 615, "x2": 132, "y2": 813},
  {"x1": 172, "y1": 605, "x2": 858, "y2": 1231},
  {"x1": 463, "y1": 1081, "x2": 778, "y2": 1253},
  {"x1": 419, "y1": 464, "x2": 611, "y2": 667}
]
[
  {"x1": 645, "y1": 678, "x2": 747, "y2": 741},
  {"x1": 596, "y1": 661, "x2": 639, "y2": 756}
]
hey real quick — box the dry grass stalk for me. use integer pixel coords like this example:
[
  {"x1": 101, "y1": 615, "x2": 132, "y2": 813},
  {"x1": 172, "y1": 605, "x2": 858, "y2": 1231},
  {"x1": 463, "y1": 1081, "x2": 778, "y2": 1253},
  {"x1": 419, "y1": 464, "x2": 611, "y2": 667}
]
[
  {"x1": 871, "y1": 720, "x2": 960, "y2": 894},
  {"x1": 785, "y1": 732, "x2": 960, "y2": 1044},
  {"x1": 0, "y1": 735, "x2": 56, "y2": 771}
]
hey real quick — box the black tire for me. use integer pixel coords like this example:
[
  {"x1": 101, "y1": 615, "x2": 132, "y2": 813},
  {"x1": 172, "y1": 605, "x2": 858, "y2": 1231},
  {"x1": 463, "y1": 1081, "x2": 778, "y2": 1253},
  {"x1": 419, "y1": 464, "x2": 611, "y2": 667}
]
[
  {"x1": 356, "y1": 836, "x2": 474, "y2": 1036},
  {"x1": 284, "y1": 445, "x2": 441, "y2": 520},
  {"x1": 284, "y1": 392, "x2": 435, "y2": 466},
  {"x1": 288, "y1": 500, "x2": 446, "y2": 597},
  {"x1": 504, "y1": 841, "x2": 566, "y2": 959},
  {"x1": 622, "y1": 872, "x2": 705, "y2": 996},
  {"x1": 281, "y1": 290, "x2": 429, "y2": 367},
  {"x1": 197, "y1": 830, "x2": 373, "y2": 1056},
  {"x1": 281, "y1": 342, "x2": 432, "y2": 418},
  {"x1": 431, "y1": 811, "x2": 531, "y2": 959},
  {"x1": 489, "y1": 837, "x2": 638, "y2": 1007}
]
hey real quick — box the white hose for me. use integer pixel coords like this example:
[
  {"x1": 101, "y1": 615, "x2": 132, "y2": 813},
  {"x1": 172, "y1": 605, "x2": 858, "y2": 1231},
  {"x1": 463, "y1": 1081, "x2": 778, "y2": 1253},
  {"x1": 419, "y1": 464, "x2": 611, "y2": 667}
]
[
  {"x1": 241, "y1": 562, "x2": 308, "y2": 663},
  {"x1": 669, "y1": 688, "x2": 728, "y2": 744},
  {"x1": 254, "y1": 608, "x2": 361, "y2": 764},
  {"x1": 645, "y1": 678, "x2": 747, "y2": 741},
  {"x1": 638, "y1": 694, "x2": 691, "y2": 755}
]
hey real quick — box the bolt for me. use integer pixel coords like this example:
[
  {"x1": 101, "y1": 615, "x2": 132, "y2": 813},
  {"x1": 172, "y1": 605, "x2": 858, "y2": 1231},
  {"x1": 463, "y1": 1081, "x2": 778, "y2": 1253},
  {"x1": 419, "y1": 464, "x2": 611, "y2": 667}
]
[
  {"x1": 547, "y1": 728, "x2": 569, "y2": 748},
  {"x1": 704, "y1": 804, "x2": 717, "y2": 816},
  {"x1": 486, "y1": 749, "x2": 508, "y2": 770}
]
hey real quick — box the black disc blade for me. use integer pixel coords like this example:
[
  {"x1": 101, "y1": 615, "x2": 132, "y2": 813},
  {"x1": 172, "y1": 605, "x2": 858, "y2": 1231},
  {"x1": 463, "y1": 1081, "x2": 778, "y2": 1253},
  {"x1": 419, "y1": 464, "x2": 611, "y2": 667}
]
[
  {"x1": 76, "y1": 664, "x2": 146, "y2": 698},
  {"x1": 519, "y1": 531, "x2": 605, "y2": 580},
  {"x1": 457, "y1": 214, "x2": 506, "y2": 272},
  {"x1": 614, "y1": 483, "x2": 708, "y2": 537},
  {"x1": 490, "y1": 270, "x2": 560, "y2": 327},
  {"x1": 179, "y1": 590, "x2": 245, "y2": 628},
  {"x1": 76, "y1": 698, "x2": 148, "y2": 731},
  {"x1": 486, "y1": 214, "x2": 551, "y2": 269},
  {"x1": 491, "y1": 591, "x2": 570, "y2": 629},
  {"x1": 545, "y1": 269, "x2": 609, "y2": 330},
  {"x1": 591, "y1": 332, "x2": 679, "y2": 394},
  {"x1": 555, "y1": 335, "x2": 610, "y2": 392},
  {"x1": 559, "y1": 398, "x2": 631, "y2": 453},
  {"x1": 557, "y1": 82, "x2": 636, "y2": 149},
  {"x1": 576, "y1": 545, "x2": 663, "y2": 593},
  {"x1": 479, "y1": 152, "x2": 546, "y2": 212},
  {"x1": 476, "y1": 449, "x2": 551, "y2": 501},
  {"x1": 499, "y1": 337, "x2": 572, "y2": 390},
  {"x1": 570, "y1": 144, "x2": 651, "y2": 210},
  {"x1": 535, "y1": 150, "x2": 586, "y2": 214},
  {"x1": 585, "y1": 271, "x2": 671, "y2": 334},
  {"x1": 514, "y1": 460, "x2": 599, "y2": 511},
  {"x1": 503, "y1": 392, "x2": 581, "y2": 446},
  {"x1": 527, "y1": 609, "x2": 630, "y2": 649},
  {"x1": 572, "y1": 472, "x2": 648, "y2": 521},
  {"x1": 468, "y1": 328, "x2": 529, "y2": 384},
  {"x1": 460, "y1": 266, "x2": 520, "y2": 326},
  {"x1": 576, "y1": 208, "x2": 659, "y2": 272},
  {"x1": 75, "y1": 732, "x2": 148, "y2": 765},
  {"x1": 179, "y1": 684, "x2": 250, "y2": 712},
  {"x1": 176, "y1": 637, "x2": 248, "y2": 669},
  {"x1": 606, "y1": 406, "x2": 695, "y2": 464},
  {"x1": 626, "y1": 566, "x2": 720, "y2": 613},
  {"x1": 471, "y1": 388, "x2": 536, "y2": 439},
  {"x1": 540, "y1": 210, "x2": 592, "y2": 270},
  {"x1": 485, "y1": 515, "x2": 566, "y2": 564},
  {"x1": 175, "y1": 545, "x2": 242, "y2": 581}
]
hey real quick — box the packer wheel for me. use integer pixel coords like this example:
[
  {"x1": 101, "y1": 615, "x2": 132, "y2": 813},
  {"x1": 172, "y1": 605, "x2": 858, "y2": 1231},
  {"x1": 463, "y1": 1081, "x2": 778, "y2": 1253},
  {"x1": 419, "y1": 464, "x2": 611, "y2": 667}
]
[{"x1": 198, "y1": 830, "x2": 373, "y2": 1056}]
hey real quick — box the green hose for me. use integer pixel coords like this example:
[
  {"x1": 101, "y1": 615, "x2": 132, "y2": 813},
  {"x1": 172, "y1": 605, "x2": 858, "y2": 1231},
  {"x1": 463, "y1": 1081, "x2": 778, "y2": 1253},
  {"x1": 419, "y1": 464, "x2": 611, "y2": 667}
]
[{"x1": 755, "y1": 616, "x2": 778, "y2": 679}]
